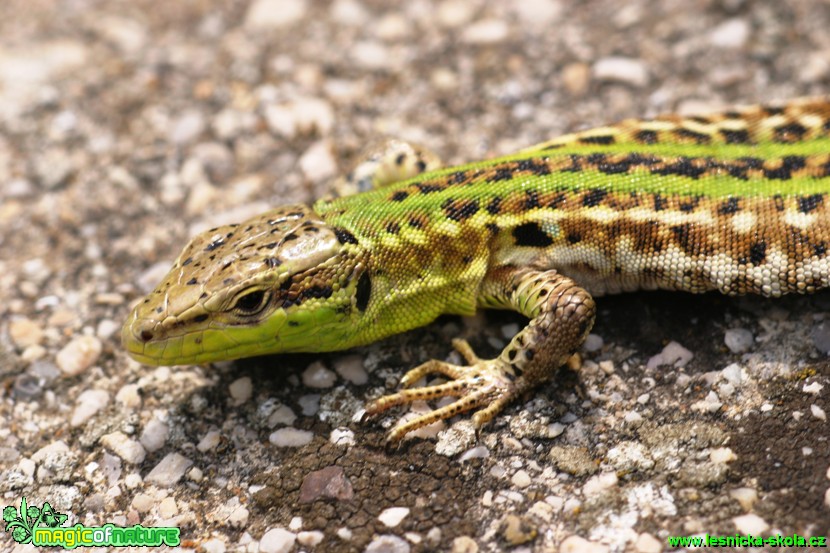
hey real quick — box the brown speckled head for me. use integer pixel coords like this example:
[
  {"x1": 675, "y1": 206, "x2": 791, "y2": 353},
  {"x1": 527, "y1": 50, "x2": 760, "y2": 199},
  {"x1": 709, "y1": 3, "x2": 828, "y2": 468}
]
[{"x1": 123, "y1": 204, "x2": 368, "y2": 364}]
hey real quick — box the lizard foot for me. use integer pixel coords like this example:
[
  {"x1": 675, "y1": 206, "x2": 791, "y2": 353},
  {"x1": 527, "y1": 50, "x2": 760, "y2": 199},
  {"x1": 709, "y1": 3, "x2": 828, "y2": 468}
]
[{"x1": 364, "y1": 339, "x2": 522, "y2": 443}]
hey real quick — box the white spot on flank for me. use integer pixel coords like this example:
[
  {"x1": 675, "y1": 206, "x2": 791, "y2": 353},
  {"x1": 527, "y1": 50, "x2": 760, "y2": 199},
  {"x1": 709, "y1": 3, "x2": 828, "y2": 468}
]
[
  {"x1": 730, "y1": 211, "x2": 756, "y2": 234},
  {"x1": 783, "y1": 210, "x2": 816, "y2": 229},
  {"x1": 583, "y1": 206, "x2": 620, "y2": 224},
  {"x1": 800, "y1": 113, "x2": 824, "y2": 131}
]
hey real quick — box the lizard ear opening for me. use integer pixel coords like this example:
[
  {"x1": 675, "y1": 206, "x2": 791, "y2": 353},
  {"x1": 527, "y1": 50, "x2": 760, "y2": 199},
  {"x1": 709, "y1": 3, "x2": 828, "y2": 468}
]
[{"x1": 355, "y1": 271, "x2": 372, "y2": 311}]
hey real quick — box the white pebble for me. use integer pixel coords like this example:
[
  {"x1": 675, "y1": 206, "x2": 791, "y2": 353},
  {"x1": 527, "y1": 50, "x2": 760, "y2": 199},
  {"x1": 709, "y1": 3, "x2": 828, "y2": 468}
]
[
  {"x1": 229, "y1": 504, "x2": 249, "y2": 527},
  {"x1": 378, "y1": 507, "x2": 410, "y2": 527},
  {"x1": 511, "y1": 469, "x2": 532, "y2": 488},
  {"x1": 333, "y1": 355, "x2": 368, "y2": 385},
  {"x1": 71, "y1": 389, "x2": 110, "y2": 427},
  {"x1": 139, "y1": 418, "x2": 169, "y2": 452},
  {"x1": 709, "y1": 18, "x2": 751, "y2": 49},
  {"x1": 560, "y1": 535, "x2": 609, "y2": 553},
  {"x1": 115, "y1": 384, "x2": 141, "y2": 409},
  {"x1": 299, "y1": 140, "x2": 338, "y2": 182},
  {"x1": 721, "y1": 363, "x2": 744, "y2": 387},
  {"x1": 729, "y1": 487, "x2": 757, "y2": 511},
  {"x1": 582, "y1": 333, "x2": 603, "y2": 352},
  {"x1": 365, "y1": 534, "x2": 411, "y2": 553},
  {"x1": 268, "y1": 405, "x2": 297, "y2": 427},
  {"x1": 592, "y1": 57, "x2": 649, "y2": 87},
  {"x1": 197, "y1": 430, "x2": 222, "y2": 452},
  {"x1": 96, "y1": 319, "x2": 120, "y2": 340},
  {"x1": 245, "y1": 0, "x2": 307, "y2": 30},
  {"x1": 57, "y1": 336, "x2": 102, "y2": 376},
  {"x1": 9, "y1": 318, "x2": 44, "y2": 348},
  {"x1": 229, "y1": 377, "x2": 253, "y2": 404},
  {"x1": 692, "y1": 391, "x2": 723, "y2": 413},
  {"x1": 169, "y1": 110, "x2": 205, "y2": 145},
  {"x1": 124, "y1": 472, "x2": 143, "y2": 488},
  {"x1": 710, "y1": 447, "x2": 736, "y2": 464},
  {"x1": 101, "y1": 432, "x2": 146, "y2": 464},
  {"x1": 269, "y1": 428, "x2": 314, "y2": 447},
  {"x1": 724, "y1": 328, "x2": 753, "y2": 353},
  {"x1": 201, "y1": 538, "x2": 227, "y2": 553},
  {"x1": 732, "y1": 513, "x2": 768, "y2": 535},
  {"x1": 582, "y1": 472, "x2": 618, "y2": 497},
  {"x1": 350, "y1": 41, "x2": 391, "y2": 70},
  {"x1": 461, "y1": 19, "x2": 509, "y2": 44},
  {"x1": 811, "y1": 404, "x2": 827, "y2": 421},
  {"x1": 145, "y1": 453, "x2": 193, "y2": 487},
  {"x1": 298, "y1": 394, "x2": 320, "y2": 416},
  {"x1": 459, "y1": 445, "x2": 490, "y2": 462},
  {"x1": 259, "y1": 528, "x2": 296, "y2": 553},
  {"x1": 159, "y1": 497, "x2": 178, "y2": 518},
  {"x1": 297, "y1": 530, "x2": 324, "y2": 547},
  {"x1": 330, "y1": 428, "x2": 355, "y2": 446},
  {"x1": 825, "y1": 487, "x2": 830, "y2": 509},
  {"x1": 634, "y1": 532, "x2": 662, "y2": 553},
  {"x1": 804, "y1": 381, "x2": 824, "y2": 394},
  {"x1": 647, "y1": 341, "x2": 693, "y2": 369},
  {"x1": 131, "y1": 492, "x2": 154, "y2": 513},
  {"x1": 302, "y1": 361, "x2": 337, "y2": 388}
]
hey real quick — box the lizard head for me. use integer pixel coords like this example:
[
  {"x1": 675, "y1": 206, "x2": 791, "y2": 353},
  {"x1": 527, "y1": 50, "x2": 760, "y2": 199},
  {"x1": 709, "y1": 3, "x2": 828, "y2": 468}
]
[{"x1": 122, "y1": 205, "x2": 370, "y2": 365}]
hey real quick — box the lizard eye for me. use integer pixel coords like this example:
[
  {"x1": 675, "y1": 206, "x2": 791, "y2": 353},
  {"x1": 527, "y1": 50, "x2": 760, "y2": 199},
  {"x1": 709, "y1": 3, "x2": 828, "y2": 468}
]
[{"x1": 233, "y1": 290, "x2": 270, "y2": 315}]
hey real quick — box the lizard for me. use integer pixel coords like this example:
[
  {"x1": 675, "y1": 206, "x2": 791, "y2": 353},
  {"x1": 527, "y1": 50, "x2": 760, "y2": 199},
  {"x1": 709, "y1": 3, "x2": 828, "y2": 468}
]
[{"x1": 122, "y1": 97, "x2": 830, "y2": 442}]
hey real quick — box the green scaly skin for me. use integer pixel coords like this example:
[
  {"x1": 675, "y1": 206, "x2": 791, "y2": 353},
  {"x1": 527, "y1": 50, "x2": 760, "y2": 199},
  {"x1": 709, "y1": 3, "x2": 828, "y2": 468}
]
[{"x1": 123, "y1": 98, "x2": 830, "y2": 441}]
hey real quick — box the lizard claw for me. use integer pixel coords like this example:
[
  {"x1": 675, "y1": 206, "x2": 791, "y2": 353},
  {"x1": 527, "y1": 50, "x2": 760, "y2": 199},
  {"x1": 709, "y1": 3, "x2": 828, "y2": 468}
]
[{"x1": 364, "y1": 352, "x2": 523, "y2": 443}]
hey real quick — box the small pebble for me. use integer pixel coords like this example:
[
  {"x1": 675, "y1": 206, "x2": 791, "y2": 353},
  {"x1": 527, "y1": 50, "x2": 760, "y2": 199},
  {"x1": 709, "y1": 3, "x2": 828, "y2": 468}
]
[
  {"x1": 145, "y1": 453, "x2": 193, "y2": 487},
  {"x1": 729, "y1": 487, "x2": 758, "y2": 511},
  {"x1": 101, "y1": 432, "x2": 146, "y2": 464},
  {"x1": 131, "y1": 492, "x2": 154, "y2": 513},
  {"x1": 710, "y1": 447, "x2": 736, "y2": 464},
  {"x1": 197, "y1": 430, "x2": 222, "y2": 452},
  {"x1": 724, "y1": 328, "x2": 753, "y2": 353},
  {"x1": 302, "y1": 361, "x2": 337, "y2": 388},
  {"x1": 259, "y1": 528, "x2": 296, "y2": 553},
  {"x1": 229, "y1": 377, "x2": 253, "y2": 404},
  {"x1": 634, "y1": 532, "x2": 662, "y2": 553},
  {"x1": 646, "y1": 341, "x2": 693, "y2": 369},
  {"x1": 9, "y1": 318, "x2": 44, "y2": 348},
  {"x1": 560, "y1": 535, "x2": 608, "y2": 553},
  {"x1": 582, "y1": 472, "x2": 618, "y2": 497},
  {"x1": 330, "y1": 428, "x2": 355, "y2": 446},
  {"x1": 732, "y1": 513, "x2": 769, "y2": 535},
  {"x1": 245, "y1": 0, "x2": 307, "y2": 30},
  {"x1": 378, "y1": 507, "x2": 410, "y2": 527},
  {"x1": 511, "y1": 469, "x2": 532, "y2": 489},
  {"x1": 269, "y1": 428, "x2": 314, "y2": 447},
  {"x1": 592, "y1": 57, "x2": 649, "y2": 87},
  {"x1": 299, "y1": 140, "x2": 338, "y2": 182},
  {"x1": 811, "y1": 404, "x2": 827, "y2": 421},
  {"x1": 582, "y1": 333, "x2": 603, "y2": 353},
  {"x1": 139, "y1": 418, "x2": 169, "y2": 452},
  {"x1": 297, "y1": 530, "x2": 324, "y2": 547},
  {"x1": 333, "y1": 355, "x2": 368, "y2": 385},
  {"x1": 71, "y1": 389, "x2": 111, "y2": 427},
  {"x1": 57, "y1": 336, "x2": 103, "y2": 376},
  {"x1": 115, "y1": 384, "x2": 142, "y2": 408},
  {"x1": 201, "y1": 538, "x2": 227, "y2": 553},
  {"x1": 461, "y1": 19, "x2": 509, "y2": 45},
  {"x1": 365, "y1": 534, "x2": 410, "y2": 553},
  {"x1": 709, "y1": 18, "x2": 751, "y2": 49},
  {"x1": 158, "y1": 497, "x2": 178, "y2": 518}
]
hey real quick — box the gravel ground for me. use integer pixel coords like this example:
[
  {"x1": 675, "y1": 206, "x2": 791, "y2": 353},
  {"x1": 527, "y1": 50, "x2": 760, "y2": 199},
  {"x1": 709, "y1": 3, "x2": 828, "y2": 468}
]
[{"x1": 2, "y1": 1, "x2": 830, "y2": 552}]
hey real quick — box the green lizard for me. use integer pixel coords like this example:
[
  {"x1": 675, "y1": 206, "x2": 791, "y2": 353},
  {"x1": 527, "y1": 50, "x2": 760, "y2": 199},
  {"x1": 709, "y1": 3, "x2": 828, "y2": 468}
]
[{"x1": 123, "y1": 98, "x2": 830, "y2": 442}]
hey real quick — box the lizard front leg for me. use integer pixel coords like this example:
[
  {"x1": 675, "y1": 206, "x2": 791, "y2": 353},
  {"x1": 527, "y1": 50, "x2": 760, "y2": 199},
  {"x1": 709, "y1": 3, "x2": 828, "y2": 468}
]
[{"x1": 365, "y1": 268, "x2": 596, "y2": 442}]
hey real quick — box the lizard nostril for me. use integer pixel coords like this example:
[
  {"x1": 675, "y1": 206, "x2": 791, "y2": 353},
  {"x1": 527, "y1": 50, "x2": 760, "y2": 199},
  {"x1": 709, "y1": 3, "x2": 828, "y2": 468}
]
[{"x1": 139, "y1": 329, "x2": 154, "y2": 343}]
